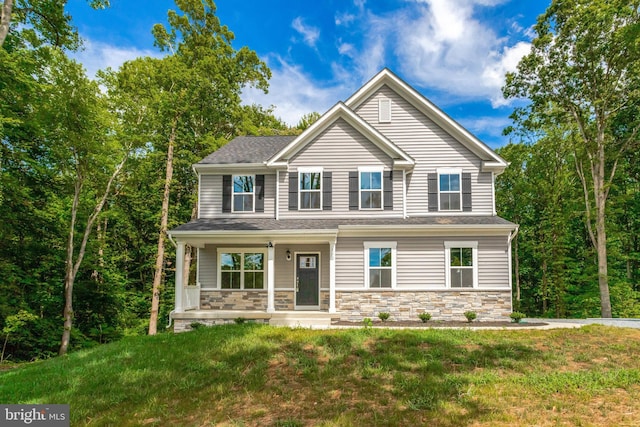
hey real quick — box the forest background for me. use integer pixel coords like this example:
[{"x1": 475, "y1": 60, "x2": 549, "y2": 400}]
[{"x1": 1, "y1": 0, "x2": 639, "y2": 361}]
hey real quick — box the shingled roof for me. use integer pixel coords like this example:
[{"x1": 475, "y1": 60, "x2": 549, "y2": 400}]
[
  {"x1": 198, "y1": 136, "x2": 296, "y2": 165},
  {"x1": 171, "y1": 216, "x2": 516, "y2": 233}
]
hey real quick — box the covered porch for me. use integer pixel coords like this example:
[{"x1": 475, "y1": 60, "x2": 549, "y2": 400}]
[{"x1": 168, "y1": 224, "x2": 340, "y2": 327}]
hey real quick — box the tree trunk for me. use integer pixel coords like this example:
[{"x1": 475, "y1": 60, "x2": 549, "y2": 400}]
[
  {"x1": 149, "y1": 119, "x2": 177, "y2": 335},
  {"x1": 596, "y1": 189, "x2": 612, "y2": 317},
  {"x1": 0, "y1": 0, "x2": 14, "y2": 48},
  {"x1": 541, "y1": 257, "x2": 548, "y2": 314},
  {"x1": 59, "y1": 155, "x2": 127, "y2": 356},
  {"x1": 514, "y1": 234, "x2": 520, "y2": 303},
  {"x1": 595, "y1": 143, "x2": 612, "y2": 318},
  {"x1": 59, "y1": 178, "x2": 82, "y2": 356}
]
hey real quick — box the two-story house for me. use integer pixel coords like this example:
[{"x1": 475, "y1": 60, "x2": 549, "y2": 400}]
[{"x1": 168, "y1": 69, "x2": 517, "y2": 331}]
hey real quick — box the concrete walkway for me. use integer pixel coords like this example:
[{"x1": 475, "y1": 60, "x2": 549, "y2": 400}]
[{"x1": 528, "y1": 318, "x2": 640, "y2": 329}]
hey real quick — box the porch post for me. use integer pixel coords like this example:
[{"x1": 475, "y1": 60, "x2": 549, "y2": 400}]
[
  {"x1": 175, "y1": 240, "x2": 185, "y2": 313},
  {"x1": 267, "y1": 244, "x2": 275, "y2": 313},
  {"x1": 329, "y1": 240, "x2": 336, "y2": 313}
]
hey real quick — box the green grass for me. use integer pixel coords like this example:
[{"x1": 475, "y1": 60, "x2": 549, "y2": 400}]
[{"x1": 1, "y1": 324, "x2": 640, "y2": 426}]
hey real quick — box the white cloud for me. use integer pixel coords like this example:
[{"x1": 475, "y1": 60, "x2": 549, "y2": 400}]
[
  {"x1": 336, "y1": 0, "x2": 531, "y2": 107},
  {"x1": 335, "y1": 12, "x2": 356, "y2": 26},
  {"x1": 71, "y1": 38, "x2": 161, "y2": 79},
  {"x1": 241, "y1": 57, "x2": 352, "y2": 126},
  {"x1": 291, "y1": 17, "x2": 320, "y2": 47},
  {"x1": 482, "y1": 41, "x2": 531, "y2": 106}
]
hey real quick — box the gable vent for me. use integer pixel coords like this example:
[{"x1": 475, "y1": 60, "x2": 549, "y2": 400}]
[{"x1": 378, "y1": 98, "x2": 391, "y2": 123}]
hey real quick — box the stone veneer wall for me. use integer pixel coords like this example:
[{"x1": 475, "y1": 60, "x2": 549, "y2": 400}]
[
  {"x1": 200, "y1": 290, "x2": 267, "y2": 310},
  {"x1": 174, "y1": 318, "x2": 269, "y2": 333},
  {"x1": 335, "y1": 290, "x2": 511, "y2": 322},
  {"x1": 320, "y1": 291, "x2": 329, "y2": 311},
  {"x1": 275, "y1": 291, "x2": 294, "y2": 310}
]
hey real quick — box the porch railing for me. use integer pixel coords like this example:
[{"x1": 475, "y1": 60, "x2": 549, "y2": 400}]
[{"x1": 183, "y1": 284, "x2": 200, "y2": 310}]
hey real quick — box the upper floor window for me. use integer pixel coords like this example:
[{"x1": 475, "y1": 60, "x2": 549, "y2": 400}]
[
  {"x1": 299, "y1": 168, "x2": 322, "y2": 210},
  {"x1": 360, "y1": 168, "x2": 383, "y2": 210},
  {"x1": 233, "y1": 175, "x2": 254, "y2": 212},
  {"x1": 364, "y1": 241, "x2": 397, "y2": 288},
  {"x1": 439, "y1": 169, "x2": 461, "y2": 211},
  {"x1": 444, "y1": 241, "x2": 477, "y2": 288}
]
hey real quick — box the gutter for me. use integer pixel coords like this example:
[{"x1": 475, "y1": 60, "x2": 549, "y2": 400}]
[{"x1": 508, "y1": 224, "x2": 520, "y2": 244}]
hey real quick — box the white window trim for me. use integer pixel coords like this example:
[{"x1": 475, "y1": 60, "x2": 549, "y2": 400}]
[
  {"x1": 231, "y1": 174, "x2": 255, "y2": 213},
  {"x1": 298, "y1": 167, "x2": 323, "y2": 211},
  {"x1": 378, "y1": 98, "x2": 392, "y2": 123},
  {"x1": 364, "y1": 241, "x2": 397, "y2": 289},
  {"x1": 359, "y1": 166, "x2": 384, "y2": 211},
  {"x1": 444, "y1": 241, "x2": 478, "y2": 289},
  {"x1": 216, "y1": 248, "x2": 267, "y2": 290},
  {"x1": 437, "y1": 168, "x2": 462, "y2": 212}
]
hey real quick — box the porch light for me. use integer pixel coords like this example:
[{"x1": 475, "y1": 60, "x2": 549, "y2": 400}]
[{"x1": 286, "y1": 250, "x2": 291, "y2": 261}]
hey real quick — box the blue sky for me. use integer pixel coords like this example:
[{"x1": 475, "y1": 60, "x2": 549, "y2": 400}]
[{"x1": 66, "y1": 0, "x2": 549, "y2": 148}]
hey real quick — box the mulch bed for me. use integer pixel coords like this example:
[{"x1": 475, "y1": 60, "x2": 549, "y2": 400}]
[{"x1": 331, "y1": 320, "x2": 548, "y2": 328}]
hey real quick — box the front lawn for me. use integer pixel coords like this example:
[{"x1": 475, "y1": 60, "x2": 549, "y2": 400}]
[{"x1": 1, "y1": 324, "x2": 639, "y2": 426}]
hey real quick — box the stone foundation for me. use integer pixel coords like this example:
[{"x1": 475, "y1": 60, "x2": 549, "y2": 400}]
[
  {"x1": 200, "y1": 290, "x2": 267, "y2": 310},
  {"x1": 335, "y1": 290, "x2": 511, "y2": 322},
  {"x1": 275, "y1": 291, "x2": 294, "y2": 310},
  {"x1": 174, "y1": 318, "x2": 269, "y2": 333}
]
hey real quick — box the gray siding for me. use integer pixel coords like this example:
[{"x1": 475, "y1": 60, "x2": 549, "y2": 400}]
[
  {"x1": 335, "y1": 235, "x2": 510, "y2": 289},
  {"x1": 354, "y1": 86, "x2": 494, "y2": 215},
  {"x1": 280, "y1": 118, "x2": 402, "y2": 217},
  {"x1": 199, "y1": 173, "x2": 276, "y2": 219},
  {"x1": 274, "y1": 244, "x2": 330, "y2": 290},
  {"x1": 198, "y1": 243, "x2": 329, "y2": 290},
  {"x1": 477, "y1": 236, "x2": 510, "y2": 288}
]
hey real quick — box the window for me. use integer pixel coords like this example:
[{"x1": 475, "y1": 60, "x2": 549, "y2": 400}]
[
  {"x1": 233, "y1": 175, "x2": 254, "y2": 212},
  {"x1": 360, "y1": 168, "x2": 382, "y2": 209},
  {"x1": 439, "y1": 169, "x2": 461, "y2": 211},
  {"x1": 445, "y1": 242, "x2": 477, "y2": 288},
  {"x1": 364, "y1": 242, "x2": 396, "y2": 288},
  {"x1": 299, "y1": 169, "x2": 322, "y2": 210},
  {"x1": 219, "y1": 250, "x2": 265, "y2": 289}
]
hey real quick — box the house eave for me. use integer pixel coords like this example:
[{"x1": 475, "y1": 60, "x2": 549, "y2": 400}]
[
  {"x1": 338, "y1": 223, "x2": 515, "y2": 237},
  {"x1": 193, "y1": 162, "x2": 272, "y2": 174}
]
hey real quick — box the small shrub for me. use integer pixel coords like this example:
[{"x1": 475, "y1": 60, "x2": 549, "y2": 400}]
[
  {"x1": 234, "y1": 317, "x2": 246, "y2": 324},
  {"x1": 510, "y1": 312, "x2": 526, "y2": 323},
  {"x1": 464, "y1": 311, "x2": 477, "y2": 323},
  {"x1": 190, "y1": 322, "x2": 206, "y2": 330},
  {"x1": 362, "y1": 318, "x2": 373, "y2": 328},
  {"x1": 378, "y1": 312, "x2": 390, "y2": 322},
  {"x1": 418, "y1": 312, "x2": 432, "y2": 323}
]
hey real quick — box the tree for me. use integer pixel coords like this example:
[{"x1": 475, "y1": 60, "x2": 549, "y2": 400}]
[
  {"x1": 110, "y1": 0, "x2": 270, "y2": 335},
  {"x1": 503, "y1": 0, "x2": 640, "y2": 317},
  {"x1": 35, "y1": 50, "x2": 129, "y2": 355},
  {"x1": 0, "y1": 0, "x2": 108, "y2": 49}
]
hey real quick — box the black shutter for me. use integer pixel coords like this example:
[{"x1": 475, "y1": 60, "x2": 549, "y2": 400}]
[
  {"x1": 222, "y1": 175, "x2": 232, "y2": 213},
  {"x1": 323, "y1": 172, "x2": 332, "y2": 211},
  {"x1": 288, "y1": 172, "x2": 298, "y2": 210},
  {"x1": 255, "y1": 175, "x2": 264, "y2": 213},
  {"x1": 349, "y1": 171, "x2": 359, "y2": 210},
  {"x1": 383, "y1": 170, "x2": 393, "y2": 210},
  {"x1": 428, "y1": 173, "x2": 438, "y2": 212},
  {"x1": 462, "y1": 173, "x2": 472, "y2": 212}
]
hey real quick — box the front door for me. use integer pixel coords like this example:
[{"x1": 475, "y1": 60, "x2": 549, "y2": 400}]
[{"x1": 296, "y1": 254, "x2": 319, "y2": 308}]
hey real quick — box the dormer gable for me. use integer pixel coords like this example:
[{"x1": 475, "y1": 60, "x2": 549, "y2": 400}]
[{"x1": 267, "y1": 102, "x2": 414, "y2": 169}]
